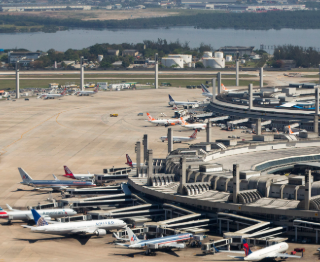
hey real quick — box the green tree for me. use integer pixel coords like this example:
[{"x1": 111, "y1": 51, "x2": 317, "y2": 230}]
[{"x1": 195, "y1": 62, "x2": 204, "y2": 68}]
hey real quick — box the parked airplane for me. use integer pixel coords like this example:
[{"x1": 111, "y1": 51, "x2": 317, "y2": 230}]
[
  {"x1": 201, "y1": 83, "x2": 230, "y2": 98},
  {"x1": 125, "y1": 154, "x2": 144, "y2": 168},
  {"x1": 63, "y1": 166, "x2": 94, "y2": 181},
  {"x1": 22, "y1": 209, "x2": 126, "y2": 236},
  {"x1": 114, "y1": 226, "x2": 193, "y2": 255},
  {"x1": 38, "y1": 88, "x2": 67, "y2": 99},
  {"x1": 180, "y1": 117, "x2": 206, "y2": 130},
  {"x1": 160, "y1": 129, "x2": 198, "y2": 143},
  {"x1": 168, "y1": 95, "x2": 199, "y2": 106},
  {"x1": 76, "y1": 86, "x2": 98, "y2": 96},
  {"x1": 18, "y1": 168, "x2": 96, "y2": 190},
  {"x1": 0, "y1": 204, "x2": 76, "y2": 222},
  {"x1": 214, "y1": 239, "x2": 301, "y2": 261},
  {"x1": 146, "y1": 113, "x2": 181, "y2": 126},
  {"x1": 288, "y1": 125, "x2": 306, "y2": 135}
]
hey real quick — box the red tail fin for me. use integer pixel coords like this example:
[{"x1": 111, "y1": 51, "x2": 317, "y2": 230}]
[
  {"x1": 125, "y1": 154, "x2": 133, "y2": 167},
  {"x1": 94, "y1": 86, "x2": 99, "y2": 93},
  {"x1": 190, "y1": 129, "x2": 198, "y2": 139},
  {"x1": 61, "y1": 87, "x2": 67, "y2": 95},
  {"x1": 63, "y1": 166, "x2": 75, "y2": 179}
]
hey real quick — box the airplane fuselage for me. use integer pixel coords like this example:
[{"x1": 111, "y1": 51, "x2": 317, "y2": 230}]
[
  {"x1": 29, "y1": 219, "x2": 126, "y2": 235},
  {"x1": 244, "y1": 242, "x2": 288, "y2": 261},
  {"x1": 21, "y1": 179, "x2": 95, "y2": 188},
  {"x1": 168, "y1": 101, "x2": 198, "y2": 106},
  {"x1": 128, "y1": 233, "x2": 193, "y2": 249},
  {"x1": 0, "y1": 208, "x2": 76, "y2": 221}
]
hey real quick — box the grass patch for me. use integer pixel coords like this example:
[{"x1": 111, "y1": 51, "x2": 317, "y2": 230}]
[
  {"x1": 302, "y1": 74, "x2": 319, "y2": 78},
  {"x1": 0, "y1": 73, "x2": 257, "y2": 79},
  {"x1": 1, "y1": 78, "x2": 262, "y2": 90}
]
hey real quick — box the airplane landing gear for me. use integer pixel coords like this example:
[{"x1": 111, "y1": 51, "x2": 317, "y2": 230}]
[{"x1": 145, "y1": 249, "x2": 156, "y2": 256}]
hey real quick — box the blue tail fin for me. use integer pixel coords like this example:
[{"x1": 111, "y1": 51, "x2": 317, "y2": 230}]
[
  {"x1": 169, "y1": 94, "x2": 174, "y2": 102},
  {"x1": 31, "y1": 209, "x2": 48, "y2": 226},
  {"x1": 243, "y1": 239, "x2": 252, "y2": 256}
]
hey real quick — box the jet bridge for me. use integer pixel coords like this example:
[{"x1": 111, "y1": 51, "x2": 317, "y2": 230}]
[
  {"x1": 208, "y1": 116, "x2": 230, "y2": 122},
  {"x1": 88, "y1": 203, "x2": 163, "y2": 220},
  {"x1": 227, "y1": 118, "x2": 249, "y2": 126}
]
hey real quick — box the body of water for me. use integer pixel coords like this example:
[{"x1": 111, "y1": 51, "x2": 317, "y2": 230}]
[{"x1": 2, "y1": 27, "x2": 320, "y2": 52}]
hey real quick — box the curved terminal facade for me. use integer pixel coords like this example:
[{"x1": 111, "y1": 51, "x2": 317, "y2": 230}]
[{"x1": 129, "y1": 86, "x2": 320, "y2": 243}]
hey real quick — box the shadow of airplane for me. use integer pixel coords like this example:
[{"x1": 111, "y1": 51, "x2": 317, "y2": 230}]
[
  {"x1": 15, "y1": 235, "x2": 91, "y2": 245},
  {"x1": 112, "y1": 248, "x2": 181, "y2": 257}
]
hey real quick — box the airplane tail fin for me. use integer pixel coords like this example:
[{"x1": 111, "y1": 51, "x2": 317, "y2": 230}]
[
  {"x1": 201, "y1": 84, "x2": 210, "y2": 93},
  {"x1": 61, "y1": 87, "x2": 67, "y2": 95},
  {"x1": 242, "y1": 239, "x2": 252, "y2": 256},
  {"x1": 126, "y1": 227, "x2": 140, "y2": 245},
  {"x1": 31, "y1": 209, "x2": 48, "y2": 227},
  {"x1": 169, "y1": 94, "x2": 175, "y2": 102},
  {"x1": 146, "y1": 113, "x2": 155, "y2": 121},
  {"x1": 125, "y1": 154, "x2": 133, "y2": 168},
  {"x1": 18, "y1": 168, "x2": 33, "y2": 183},
  {"x1": 222, "y1": 83, "x2": 228, "y2": 91},
  {"x1": 0, "y1": 206, "x2": 8, "y2": 219},
  {"x1": 190, "y1": 129, "x2": 198, "y2": 139},
  {"x1": 288, "y1": 125, "x2": 293, "y2": 134},
  {"x1": 63, "y1": 166, "x2": 75, "y2": 179},
  {"x1": 94, "y1": 86, "x2": 99, "y2": 93},
  {"x1": 180, "y1": 117, "x2": 187, "y2": 125}
]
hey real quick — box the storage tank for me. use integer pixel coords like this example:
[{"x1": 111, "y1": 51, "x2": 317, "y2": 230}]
[
  {"x1": 98, "y1": 55, "x2": 104, "y2": 62},
  {"x1": 226, "y1": 55, "x2": 232, "y2": 62},
  {"x1": 203, "y1": 51, "x2": 212, "y2": 58},
  {"x1": 161, "y1": 57, "x2": 184, "y2": 68},
  {"x1": 241, "y1": 59, "x2": 246, "y2": 64},
  {"x1": 168, "y1": 54, "x2": 192, "y2": 64},
  {"x1": 214, "y1": 52, "x2": 224, "y2": 59},
  {"x1": 202, "y1": 57, "x2": 225, "y2": 68}
]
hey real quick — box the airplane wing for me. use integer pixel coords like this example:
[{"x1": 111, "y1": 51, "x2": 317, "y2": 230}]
[
  {"x1": 113, "y1": 232, "x2": 129, "y2": 241},
  {"x1": 158, "y1": 243, "x2": 185, "y2": 249},
  {"x1": 6, "y1": 204, "x2": 21, "y2": 212},
  {"x1": 34, "y1": 186, "x2": 68, "y2": 190},
  {"x1": 52, "y1": 174, "x2": 59, "y2": 180},
  {"x1": 272, "y1": 253, "x2": 302, "y2": 259},
  {"x1": 70, "y1": 227, "x2": 98, "y2": 235}
]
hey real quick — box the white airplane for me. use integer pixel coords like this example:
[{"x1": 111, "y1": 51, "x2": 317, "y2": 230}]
[
  {"x1": 214, "y1": 239, "x2": 301, "y2": 261},
  {"x1": 76, "y1": 86, "x2": 98, "y2": 96},
  {"x1": 38, "y1": 88, "x2": 67, "y2": 99},
  {"x1": 114, "y1": 226, "x2": 193, "y2": 255},
  {"x1": 125, "y1": 154, "x2": 144, "y2": 168},
  {"x1": 22, "y1": 209, "x2": 126, "y2": 236},
  {"x1": 63, "y1": 166, "x2": 94, "y2": 181},
  {"x1": 168, "y1": 94, "x2": 199, "y2": 106},
  {"x1": 180, "y1": 117, "x2": 206, "y2": 130},
  {"x1": 160, "y1": 129, "x2": 198, "y2": 143},
  {"x1": 0, "y1": 205, "x2": 76, "y2": 222},
  {"x1": 146, "y1": 113, "x2": 181, "y2": 127}
]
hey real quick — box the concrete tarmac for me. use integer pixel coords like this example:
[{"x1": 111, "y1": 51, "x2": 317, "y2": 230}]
[{"x1": 0, "y1": 87, "x2": 318, "y2": 261}]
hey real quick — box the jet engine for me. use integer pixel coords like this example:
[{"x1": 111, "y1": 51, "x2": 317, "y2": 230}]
[{"x1": 95, "y1": 229, "x2": 107, "y2": 236}]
